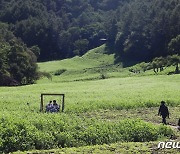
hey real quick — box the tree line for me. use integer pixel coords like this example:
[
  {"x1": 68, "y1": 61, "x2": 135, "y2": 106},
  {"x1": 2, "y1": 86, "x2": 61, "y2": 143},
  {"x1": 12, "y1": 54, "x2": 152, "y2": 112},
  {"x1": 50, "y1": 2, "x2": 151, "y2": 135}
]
[
  {"x1": 0, "y1": 0, "x2": 179, "y2": 85},
  {"x1": 0, "y1": 0, "x2": 178, "y2": 61},
  {"x1": 112, "y1": 0, "x2": 180, "y2": 63},
  {"x1": 129, "y1": 54, "x2": 180, "y2": 74},
  {"x1": 0, "y1": 23, "x2": 39, "y2": 86}
]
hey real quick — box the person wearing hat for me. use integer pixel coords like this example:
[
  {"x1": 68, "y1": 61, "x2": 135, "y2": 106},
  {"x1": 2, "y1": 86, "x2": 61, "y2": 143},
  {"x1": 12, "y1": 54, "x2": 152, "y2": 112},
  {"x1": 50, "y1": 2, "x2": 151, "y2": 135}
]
[{"x1": 158, "y1": 101, "x2": 169, "y2": 125}]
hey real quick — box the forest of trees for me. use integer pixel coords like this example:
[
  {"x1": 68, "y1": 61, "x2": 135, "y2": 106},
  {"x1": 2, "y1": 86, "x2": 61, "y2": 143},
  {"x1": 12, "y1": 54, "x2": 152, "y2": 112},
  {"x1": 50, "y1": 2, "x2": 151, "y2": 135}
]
[
  {"x1": 0, "y1": 0, "x2": 179, "y2": 61},
  {"x1": 0, "y1": 23, "x2": 38, "y2": 86},
  {"x1": 0, "y1": 0, "x2": 179, "y2": 85}
]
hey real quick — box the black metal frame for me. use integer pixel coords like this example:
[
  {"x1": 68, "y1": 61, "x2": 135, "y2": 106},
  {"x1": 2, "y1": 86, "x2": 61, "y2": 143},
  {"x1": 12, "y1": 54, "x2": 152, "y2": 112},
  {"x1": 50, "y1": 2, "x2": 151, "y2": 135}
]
[{"x1": 40, "y1": 93, "x2": 65, "y2": 112}]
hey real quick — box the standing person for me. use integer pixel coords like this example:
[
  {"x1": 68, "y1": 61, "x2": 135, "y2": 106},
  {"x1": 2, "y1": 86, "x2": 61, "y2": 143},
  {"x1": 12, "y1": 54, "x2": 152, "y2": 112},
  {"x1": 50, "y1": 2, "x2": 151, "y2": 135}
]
[
  {"x1": 158, "y1": 101, "x2": 169, "y2": 125},
  {"x1": 178, "y1": 119, "x2": 180, "y2": 131}
]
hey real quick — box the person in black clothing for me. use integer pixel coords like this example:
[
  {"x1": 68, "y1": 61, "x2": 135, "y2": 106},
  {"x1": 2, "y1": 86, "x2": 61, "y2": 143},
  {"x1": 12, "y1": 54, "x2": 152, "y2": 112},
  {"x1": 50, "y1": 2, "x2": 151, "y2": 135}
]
[
  {"x1": 178, "y1": 119, "x2": 180, "y2": 131},
  {"x1": 158, "y1": 101, "x2": 169, "y2": 125}
]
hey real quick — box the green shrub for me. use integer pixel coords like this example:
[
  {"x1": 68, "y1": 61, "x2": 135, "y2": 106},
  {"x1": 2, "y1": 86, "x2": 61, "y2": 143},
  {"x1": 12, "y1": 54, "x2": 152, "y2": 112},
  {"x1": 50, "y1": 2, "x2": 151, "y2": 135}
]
[
  {"x1": 116, "y1": 120, "x2": 159, "y2": 142},
  {"x1": 0, "y1": 114, "x2": 174, "y2": 153},
  {"x1": 54, "y1": 69, "x2": 66, "y2": 76},
  {"x1": 38, "y1": 71, "x2": 52, "y2": 80},
  {"x1": 158, "y1": 125, "x2": 174, "y2": 137}
]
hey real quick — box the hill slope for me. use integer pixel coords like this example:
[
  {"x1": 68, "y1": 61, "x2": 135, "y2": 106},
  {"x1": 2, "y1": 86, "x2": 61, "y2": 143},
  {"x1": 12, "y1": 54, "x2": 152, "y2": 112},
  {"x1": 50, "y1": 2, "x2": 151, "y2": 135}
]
[
  {"x1": 38, "y1": 45, "x2": 177, "y2": 82},
  {"x1": 38, "y1": 45, "x2": 130, "y2": 82},
  {"x1": 39, "y1": 45, "x2": 114, "y2": 72}
]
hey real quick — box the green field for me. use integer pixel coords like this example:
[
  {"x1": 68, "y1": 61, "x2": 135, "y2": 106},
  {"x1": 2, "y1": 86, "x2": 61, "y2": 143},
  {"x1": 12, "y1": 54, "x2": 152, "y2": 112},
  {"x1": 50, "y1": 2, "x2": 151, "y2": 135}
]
[
  {"x1": 0, "y1": 45, "x2": 179, "y2": 153},
  {"x1": 38, "y1": 45, "x2": 129, "y2": 82},
  {"x1": 14, "y1": 142, "x2": 180, "y2": 154}
]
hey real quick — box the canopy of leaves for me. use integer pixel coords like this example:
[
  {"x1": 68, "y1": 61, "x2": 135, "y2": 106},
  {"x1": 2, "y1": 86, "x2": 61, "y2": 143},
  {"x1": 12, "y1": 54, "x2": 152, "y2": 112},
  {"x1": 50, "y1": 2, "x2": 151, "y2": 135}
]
[
  {"x1": 0, "y1": 0, "x2": 179, "y2": 63},
  {"x1": 0, "y1": 23, "x2": 38, "y2": 86}
]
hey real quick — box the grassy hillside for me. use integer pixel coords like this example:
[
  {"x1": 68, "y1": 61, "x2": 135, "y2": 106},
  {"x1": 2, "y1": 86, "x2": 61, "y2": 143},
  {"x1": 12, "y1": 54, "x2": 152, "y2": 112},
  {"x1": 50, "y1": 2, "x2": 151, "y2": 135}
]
[
  {"x1": 39, "y1": 45, "x2": 115, "y2": 72},
  {"x1": 38, "y1": 45, "x2": 130, "y2": 82},
  {"x1": 0, "y1": 45, "x2": 179, "y2": 153},
  {"x1": 38, "y1": 45, "x2": 177, "y2": 83}
]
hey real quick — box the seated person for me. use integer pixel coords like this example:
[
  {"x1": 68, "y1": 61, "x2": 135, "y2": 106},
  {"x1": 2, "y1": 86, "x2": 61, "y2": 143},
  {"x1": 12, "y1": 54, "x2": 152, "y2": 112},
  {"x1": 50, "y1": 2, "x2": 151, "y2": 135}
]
[
  {"x1": 51, "y1": 100, "x2": 60, "y2": 112},
  {"x1": 45, "y1": 101, "x2": 53, "y2": 112}
]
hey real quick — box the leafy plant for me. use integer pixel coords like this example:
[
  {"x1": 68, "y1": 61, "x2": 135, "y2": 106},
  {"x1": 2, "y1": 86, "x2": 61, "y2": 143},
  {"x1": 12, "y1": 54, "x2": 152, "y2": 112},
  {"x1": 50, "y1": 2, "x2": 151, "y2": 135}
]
[{"x1": 54, "y1": 69, "x2": 66, "y2": 76}]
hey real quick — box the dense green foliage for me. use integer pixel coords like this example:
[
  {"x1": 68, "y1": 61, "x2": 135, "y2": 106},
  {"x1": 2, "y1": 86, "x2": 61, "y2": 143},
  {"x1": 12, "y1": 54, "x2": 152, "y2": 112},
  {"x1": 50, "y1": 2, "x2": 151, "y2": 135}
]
[
  {"x1": 113, "y1": 0, "x2": 180, "y2": 62},
  {"x1": 14, "y1": 142, "x2": 180, "y2": 154},
  {"x1": 151, "y1": 55, "x2": 180, "y2": 74},
  {"x1": 0, "y1": 113, "x2": 173, "y2": 153},
  {"x1": 0, "y1": 23, "x2": 39, "y2": 86},
  {"x1": 129, "y1": 54, "x2": 180, "y2": 74},
  {"x1": 0, "y1": 0, "x2": 179, "y2": 62}
]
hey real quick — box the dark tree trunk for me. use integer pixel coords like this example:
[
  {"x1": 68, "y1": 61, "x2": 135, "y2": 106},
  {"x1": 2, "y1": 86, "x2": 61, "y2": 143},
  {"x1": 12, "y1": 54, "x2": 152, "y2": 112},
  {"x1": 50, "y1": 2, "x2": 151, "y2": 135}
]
[{"x1": 175, "y1": 63, "x2": 179, "y2": 73}]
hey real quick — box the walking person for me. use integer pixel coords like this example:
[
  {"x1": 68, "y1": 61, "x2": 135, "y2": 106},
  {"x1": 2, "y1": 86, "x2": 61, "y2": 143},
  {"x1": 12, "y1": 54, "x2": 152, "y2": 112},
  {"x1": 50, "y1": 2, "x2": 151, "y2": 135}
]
[
  {"x1": 178, "y1": 119, "x2": 180, "y2": 131},
  {"x1": 158, "y1": 101, "x2": 169, "y2": 125}
]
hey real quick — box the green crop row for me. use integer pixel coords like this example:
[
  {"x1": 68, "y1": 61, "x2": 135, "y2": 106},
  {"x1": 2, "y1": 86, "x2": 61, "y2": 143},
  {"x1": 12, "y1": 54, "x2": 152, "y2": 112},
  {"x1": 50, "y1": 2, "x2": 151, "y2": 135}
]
[{"x1": 0, "y1": 112, "x2": 173, "y2": 153}]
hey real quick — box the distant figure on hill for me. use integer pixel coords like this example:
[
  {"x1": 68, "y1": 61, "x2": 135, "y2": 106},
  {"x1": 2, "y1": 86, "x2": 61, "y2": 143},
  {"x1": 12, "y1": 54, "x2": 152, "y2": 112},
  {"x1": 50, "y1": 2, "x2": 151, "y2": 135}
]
[
  {"x1": 158, "y1": 101, "x2": 169, "y2": 125},
  {"x1": 46, "y1": 101, "x2": 53, "y2": 112}
]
